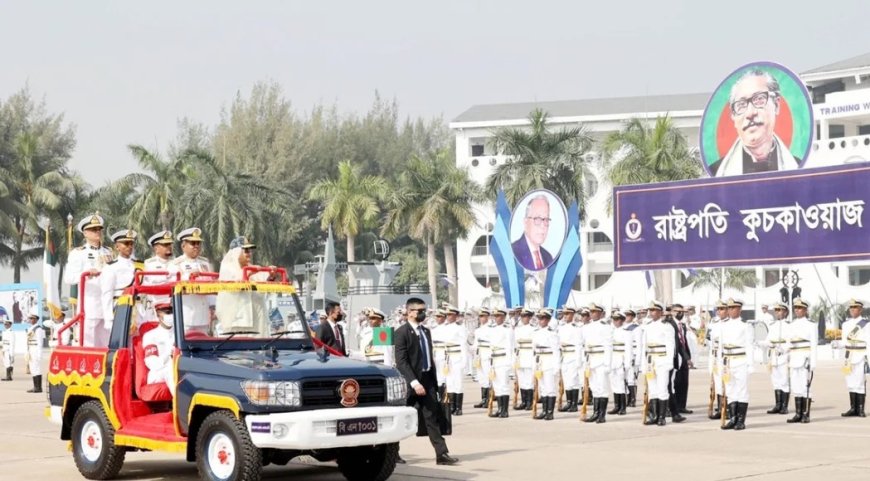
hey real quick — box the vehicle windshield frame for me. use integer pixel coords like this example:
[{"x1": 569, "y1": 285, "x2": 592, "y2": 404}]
[{"x1": 172, "y1": 281, "x2": 315, "y2": 352}]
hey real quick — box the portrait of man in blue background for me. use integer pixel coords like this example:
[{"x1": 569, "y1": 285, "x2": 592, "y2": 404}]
[{"x1": 511, "y1": 194, "x2": 558, "y2": 271}]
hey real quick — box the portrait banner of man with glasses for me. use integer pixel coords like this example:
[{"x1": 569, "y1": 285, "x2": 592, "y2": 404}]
[
  {"x1": 509, "y1": 189, "x2": 568, "y2": 272},
  {"x1": 699, "y1": 61, "x2": 813, "y2": 177}
]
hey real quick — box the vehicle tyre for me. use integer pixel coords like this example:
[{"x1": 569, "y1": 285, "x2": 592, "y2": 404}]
[
  {"x1": 196, "y1": 410, "x2": 262, "y2": 481},
  {"x1": 336, "y1": 442, "x2": 399, "y2": 481},
  {"x1": 71, "y1": 400, "x2": 126, "y2": 480}
]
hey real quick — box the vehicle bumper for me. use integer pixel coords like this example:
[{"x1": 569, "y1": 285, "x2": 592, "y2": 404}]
[{"x1": 244, "y1": 406, "x2": 418, "y2": 450}]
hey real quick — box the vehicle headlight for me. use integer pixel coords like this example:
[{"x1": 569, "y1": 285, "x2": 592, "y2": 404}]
[
  {"x1": 386, "y1": 376, "x2": 407, "y2": 404},
  {"x1": 241, "y1": 380, "x2": 302, "y2": 407}
]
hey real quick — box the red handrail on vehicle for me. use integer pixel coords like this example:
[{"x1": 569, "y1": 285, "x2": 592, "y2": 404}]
[
  {"x1": 56, "y1": 272, "x2": 97, "y2": 347},
  {"x1": 242, "y1": 266, "x2": 288, "y2": 283}
]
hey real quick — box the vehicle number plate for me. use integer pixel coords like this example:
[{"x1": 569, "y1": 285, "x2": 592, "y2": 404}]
[{"x1": 336, "y1": 417, "x2": 378, "y2": 436}]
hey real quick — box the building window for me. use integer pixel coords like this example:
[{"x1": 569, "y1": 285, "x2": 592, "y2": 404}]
[
  {"x1": 679, "y1": 271, "x2": 693, "y2": 288},
  {"x1": 471, "y1": 144, "x2": 484, "y2": 157},
  {"x1": 829, "y1": 124, "x2": 845, "y2": 139},
  {"x1": 848, "y1": 266, "x2": 870, "y2": 286},
  {"x1": 763, "y1": 268, "x2": 781, "y2": 288},
  {"x1": 471, "y1": 235, "x2": 491, "y2": 256},
  {"x1": 584, "y1": 174, "x2": 599, "y2": 198},
  {"x1": 858, "y1": 125, "x2": 870, "y2": 136},
  {"x1": 587, "y1": 232, "x2": 613, "y2": 253},
  {"x1": 589, "y1": 273, "x2": 611, "y2": 290}
]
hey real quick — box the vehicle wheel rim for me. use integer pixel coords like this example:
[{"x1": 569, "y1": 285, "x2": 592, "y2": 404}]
[
  {"x1": 79, "y1": 420, "x2": 103, "y2": 462},
  {"x1": 206, "y1": 432, "x2": 236, "y2": 479}
]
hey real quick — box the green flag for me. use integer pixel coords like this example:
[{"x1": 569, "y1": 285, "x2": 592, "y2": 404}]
[{"x1": 372, "y1": 326, "x2": 393, "y2": 346}]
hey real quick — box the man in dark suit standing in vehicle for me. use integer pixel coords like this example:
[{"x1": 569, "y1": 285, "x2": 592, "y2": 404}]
[
  {"x1": 395, "y1": 297, "x2": 458, "y2": 465},
  {"x1": 316, "y1": 301, "x2": 347, "y2": 356}
]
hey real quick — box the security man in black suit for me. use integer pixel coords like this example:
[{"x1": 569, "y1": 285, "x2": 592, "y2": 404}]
[
  {"x1": 663, "y1": 304, "x2": 689, "y2": 423},
  {"x1": 315, "y1": 301, "x2": 348, "y2": 356},
  {"x1": 395, "y1": 297, "x2": 459, "y2": 466}
]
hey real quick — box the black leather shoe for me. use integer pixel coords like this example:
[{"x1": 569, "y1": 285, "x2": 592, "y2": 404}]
[
  {"x1": 396, "y1": 456, "x2": 407, "y2": 464},
  {"x1": 436, "y1": 454, "x2": 459, "y2": 465},
  {"x1": 678, "y1": 409, "x2": 693, "y2": 414}
]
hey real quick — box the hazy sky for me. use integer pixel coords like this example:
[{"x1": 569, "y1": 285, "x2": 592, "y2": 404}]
[{"x1": 2, "y1": 0, "x2": 870, "y2": 282}]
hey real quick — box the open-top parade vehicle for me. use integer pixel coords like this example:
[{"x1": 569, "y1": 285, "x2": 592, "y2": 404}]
[{"x1": 46, "y1": 267, "x2": 417, "y2": 481}]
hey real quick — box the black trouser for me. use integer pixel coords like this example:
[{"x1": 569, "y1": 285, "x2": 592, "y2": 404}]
[
  {"x1": 674, "y1": 362, "x2": 690, "y2": 411},
  {"x1": 409, "y1": 371, "x2": 449, "y2": 457}
]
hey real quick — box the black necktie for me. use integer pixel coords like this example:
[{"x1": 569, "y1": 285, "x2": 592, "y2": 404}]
[{"x1": 418, "y1": 328, "x2": 431, "y2": 371}]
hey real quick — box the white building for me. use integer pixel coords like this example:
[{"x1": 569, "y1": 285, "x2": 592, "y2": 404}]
[{"x1": 450, "y1": 52, "x2": 870, "y2": 318}]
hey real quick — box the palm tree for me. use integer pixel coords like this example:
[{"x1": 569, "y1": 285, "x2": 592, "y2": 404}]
[
  {"x1": 689, "y1": 268, "x2": 758, "y2": 300},
  {"x1": 485, "y1": 108, "x2": 593, "y2": 213},
  {"x1": 179, "y1": 149, "x2": 292, "y2": 262},
  {"x1": 309, "y1": 160, "x2": 388, "y2": 269},
  {"x1": 601, "y1": 116, "x2": 702, "y2": 303},
  {"x1": 0, "y1": 133, "x2": 78, "y2": 282},
  {"x1": 382, "y1": 151, "x2": 482, "y2": 305},
  {"x1": 104, "y1": 144, "x2": 191, "y2": 233}
]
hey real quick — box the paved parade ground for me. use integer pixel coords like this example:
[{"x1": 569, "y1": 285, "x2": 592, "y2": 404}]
[{"x1": 2, "y1": 355, "x2": 869, "y2": 481}]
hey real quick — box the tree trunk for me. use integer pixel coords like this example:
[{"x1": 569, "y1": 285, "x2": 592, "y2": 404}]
[
  {"x1": 346, "y1": 235, "x2": 355, "y2": 286},
  {"x1": 427, "y1": 240, "x2": 437, "y2": 305},
  {"x1": 13, "y1": 216, "x2": 23, "y2": 283},
  {"x1": 442, "y1": 241, "x2": 457, "y2": 307}
]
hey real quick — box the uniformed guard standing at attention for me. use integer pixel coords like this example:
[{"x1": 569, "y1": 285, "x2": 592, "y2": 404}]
[
  {"x1": 707, "y1": 300, "x2": 728, "y2": 420},
  {"x1": 608, "y1": 311, "x2": 632, "y2": 415},
  {"x1": 25, "y1": 309, "x2": 45, "y2": 393},
  {"x1": 167, "y1": 228, "x2": 213, "y2": 334},
  {"x1": 100, "y1": 229, "x2": 139, "y2": 337},
  {"x1": 583, "y1": 303, "x2": 613, "y2": 423},
  {"x1": 442, "y1": 307, "x2": 467, "y2": 415},
  {"x1": 429, "y1": 309, "x2": 449, "y2": 396},
  {"x1": 532, "y1": 309, "x2": 560, "y2": 420},
  {"x1": 359, "y1": 308, "x2": 395, "y2": 367},
  {"x1": 557, "y1": 307, "x2": 582, "y2": 413},
  {"x1": 641, "y1": 301, "x2": 675, "y2": 426},
  {"x1": 472, "y1": 309, "x2": 493, "y2": 409},
  {"x1": 838, "y1": 299, "x2": 869, "y2": 417},
  {"x1": 624, "y1": 309, "x2": 642, "y2": 407},
  {"x1": 1, "y1": 318, "x2": 14, "y2": 381},
  {"x1": 785, "y1": 298, "x2": 817, "y2": 424},
  {"x1": 514, "y1": 308, "x2": 536, "y2": 410},
  {"x1": 719, "y1": 298, "x2": 754, "y2": 431},
  {"x1": 760, "y1": 302, "x2": 790, "y2": 415},
  {"x1": 64, "y1": 215, "x2": 113, "y2": 347},
  {"x1": 488, "y1": 308, "x2": 514, "y2": 418}
]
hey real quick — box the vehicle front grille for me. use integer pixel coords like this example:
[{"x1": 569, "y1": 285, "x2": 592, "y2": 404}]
[{"x1": 301, "y1": 377, "x2": 385, "y2": 407}]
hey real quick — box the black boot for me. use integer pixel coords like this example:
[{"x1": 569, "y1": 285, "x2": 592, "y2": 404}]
[
  {"x1": 710, "y1": 395, "x2": 721, "y2": 420},
  {"x1": 644, "y1": 398, "x2": 658, "y2": 425},
  {"x1": 787, "y1": 398, "x2": 804, "y2": 423},
  {"x1": 627, "y1": 385, "x2": 637, "y2": 407},
  {"x1": 619, "y1": 393, "x2": 627, "y2": 415},
  {"x1": 721, "y1": 402, "x2": 738, "y2": 429},
  {"x1": 474, "y1": 388, "x2": 489, "y2": 408},
  {"x1": 657, "y1": 399, "x2": 667, "y2": 426},
  {"x1": 500, "y1": 396, "x2": 510, "y2": 418},
  {"x1": 514, "y1": 390, "x2": 525, "y2": 410},
  {"x1": 584, "y1": 397, "x2": 600, "y2": 423},
  {"x1": 767, "y1": 390, "x2": 782, "y2": 414},
  {"x1": 524, "y1": 390, "x2": 534, "y2": 411},
  {"x1": 842, "y1": 392, "x2": 858, "y2": 417},
  {"x1": 779, "y1": 391, "x2": 790, "y2": 414},
  {"x1": 801, "y1": 398, "x2": 811, "y2": 424},
  {"x1": 27, "y1": 375, "x2": 42, "y2": 393},
  {"x1": 608, "y1": 394, "x2": 621, "y2": 415},
  {"x1": 534, "y1": 397, "x2": 547, "y2": 420},
  {"x1": 857, "y1": 394, "x2": 866, "y2": 417},
  {"x1": 561, "y1": 389, "x2": 572, "y2": 412},
  {"x1": 454, "y1": 393, "x2": 463, "y2": 416},
  {"x1": 2, "y1": 367, "x2": 11, "y2": 381},
  {"x1": 670, "y1": 396, "x2": 686, "y2": 423},
  {"x1": 734, "y1": 402, "x2": 748, "y2": 430},
  {"x1": 597, "y1": 398, "x2": 607, "y2": 424},
  {"x1": 489, "y1": 394, "x2": 501, "y2": 418},
  {"x1": 544, "y1": 397, "x2": 555, "y2": 421}
]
